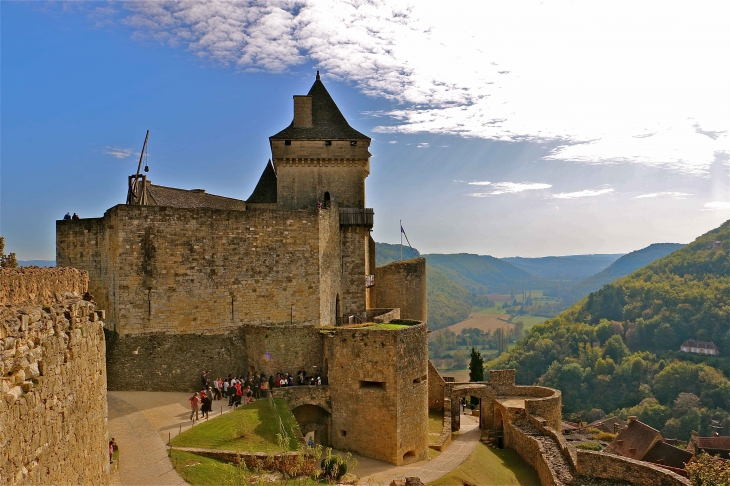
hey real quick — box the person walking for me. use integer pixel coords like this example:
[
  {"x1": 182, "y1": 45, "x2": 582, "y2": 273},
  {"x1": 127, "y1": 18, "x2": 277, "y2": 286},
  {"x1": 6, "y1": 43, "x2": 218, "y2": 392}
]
[
  {"x1": 189, "y1": 392, "x2": 200, "y2": 421},
  {"x1": 200, "y1": 389, "x2": 212, "y2": 419}
]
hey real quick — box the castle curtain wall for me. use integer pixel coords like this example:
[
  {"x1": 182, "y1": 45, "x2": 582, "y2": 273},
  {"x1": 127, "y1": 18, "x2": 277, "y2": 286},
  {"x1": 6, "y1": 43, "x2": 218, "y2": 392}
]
[
  {"x1": 373, "y1": 258, "x2": 427, "y2": 321},
  {"x1": 318, "y1": 205, "x2": 342, "y2": 326},
  {"x1": 58, "y1": 205, "x2": 324, "y2": 335}
]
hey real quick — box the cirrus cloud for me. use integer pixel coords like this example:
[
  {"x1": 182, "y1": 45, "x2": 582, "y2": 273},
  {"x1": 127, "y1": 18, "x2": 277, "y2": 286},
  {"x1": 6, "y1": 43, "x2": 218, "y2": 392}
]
[
  {"x1": 467, "y1": 181, "x2": 552, "y2": 196},
  {"x1": 551, "y1": 188, "x2": 615, "y2": 199}
]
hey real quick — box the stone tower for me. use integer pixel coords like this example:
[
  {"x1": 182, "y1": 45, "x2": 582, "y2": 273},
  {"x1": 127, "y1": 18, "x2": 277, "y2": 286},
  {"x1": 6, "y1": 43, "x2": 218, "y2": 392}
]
[{"x1": 270, "y1": 72, "x2": 371, "y2": 210}]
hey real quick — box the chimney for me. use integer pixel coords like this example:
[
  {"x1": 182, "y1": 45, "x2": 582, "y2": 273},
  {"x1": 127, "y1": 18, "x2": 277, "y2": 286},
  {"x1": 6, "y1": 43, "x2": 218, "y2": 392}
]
[
  {"x1": 628, "y1": 416, "x2": 637, "y2": 423},
  {"x1": 293, "y1": 95, "x2": 313, "y2": 127},
  {"x1": 629, "y1": 448, "x2": 636, "y2": 454},
  {"x1": 617, "y1": 440, "x2": 623, "y2": 446}
]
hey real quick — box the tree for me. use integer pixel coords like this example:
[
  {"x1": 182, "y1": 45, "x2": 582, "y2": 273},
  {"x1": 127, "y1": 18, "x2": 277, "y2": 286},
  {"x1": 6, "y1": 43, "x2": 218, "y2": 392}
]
[
  {"x1": 603, "y1": 335, "x2": 629, "y2": 364},
  {"x1": 686, "y1": 452, "x2": 730, "y2": 486},
  {"x1": 0, "y1": 237, "x2": 18, "y2": 268},
  {"x1": 469, "y1": 347, "x2": 484, "y2": 382}
]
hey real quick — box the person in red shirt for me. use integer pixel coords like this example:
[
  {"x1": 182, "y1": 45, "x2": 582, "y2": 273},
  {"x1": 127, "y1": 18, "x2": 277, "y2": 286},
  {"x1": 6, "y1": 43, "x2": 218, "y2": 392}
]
[
  {"x1": 234, "y1": 382, "x2": 243, "y2": 408},
  {"x1": 189, "y1": 392, "x2": 199, "y2": 421}
]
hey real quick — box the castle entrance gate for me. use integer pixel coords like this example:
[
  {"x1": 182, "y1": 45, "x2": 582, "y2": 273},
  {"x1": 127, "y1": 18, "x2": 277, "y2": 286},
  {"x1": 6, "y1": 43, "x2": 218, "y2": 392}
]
[{"x1": 446, "y1": 383, "x2": 495, "y2": 432}]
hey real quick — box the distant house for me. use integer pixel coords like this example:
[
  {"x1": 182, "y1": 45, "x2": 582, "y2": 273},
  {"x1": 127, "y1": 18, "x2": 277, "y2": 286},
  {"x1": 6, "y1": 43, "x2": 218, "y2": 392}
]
[
  {"x1": 607, "y1": 417, "x2": 693, "y2": 470},
  {"x1": 588, "y1": 416, "x2": 628, "y2": 434},
  {"x1": 688, "y1": 433, "x2": 730, "y2": 459},
  {"x1": 680, "y1": 340, "x2": 720, "y2": 356}
]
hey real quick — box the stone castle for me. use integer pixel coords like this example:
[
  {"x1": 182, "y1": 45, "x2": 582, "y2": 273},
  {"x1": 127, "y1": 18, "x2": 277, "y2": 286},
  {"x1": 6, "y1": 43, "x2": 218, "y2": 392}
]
[
  {"x1": 0, "y1": 73, "x2": 689, "y2": 484},
  {"x1": 56, "y1": 73, "x2": 430, "y2": 466}
]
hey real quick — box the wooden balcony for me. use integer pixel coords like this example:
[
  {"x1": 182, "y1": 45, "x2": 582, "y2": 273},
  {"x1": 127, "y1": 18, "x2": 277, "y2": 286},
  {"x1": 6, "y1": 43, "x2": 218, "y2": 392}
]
[{"x1": 339, "y1": 208, "x2": 374, "y2": 228}]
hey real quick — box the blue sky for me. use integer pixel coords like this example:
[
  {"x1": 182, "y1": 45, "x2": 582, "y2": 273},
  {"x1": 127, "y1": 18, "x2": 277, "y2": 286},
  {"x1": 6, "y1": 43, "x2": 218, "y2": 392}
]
[{"x1": 2, "y1": 1, "x2": 729, "y2": 260}]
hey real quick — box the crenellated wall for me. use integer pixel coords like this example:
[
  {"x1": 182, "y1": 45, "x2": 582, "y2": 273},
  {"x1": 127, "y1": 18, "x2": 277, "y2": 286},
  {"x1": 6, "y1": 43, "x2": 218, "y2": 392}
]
[{"x1": 0, "y1": 268, "x2": 109, "y2": 485}]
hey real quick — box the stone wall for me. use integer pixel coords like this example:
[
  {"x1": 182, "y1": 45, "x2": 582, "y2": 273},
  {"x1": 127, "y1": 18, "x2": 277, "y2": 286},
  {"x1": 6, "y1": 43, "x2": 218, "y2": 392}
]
[
  {"x1": 504, "y1": 422, "x2": 557, "y2": 486},
  {"x1": 518, "y1": 386, "x2": 562, "y2": 431},
  {"x1": 57, "y1": 205, "x2": 328, "y2": 335},
  {"x1": 318, "y1": 206, "x2": 342, "y2": 327},
  {"x1": 427, "y1": 360, "x2": 445, "y2": 412},
  {"x1": 373, "y1": 258, "x2": 427, "y2": 321},
  {"x1": 0, "y1": 268, "x2": 109, "y2": 485},
  {"x1": 106, "y1": 324, "x2": 325, "y2": 391},
  {"x1": 324, "y1": 323, "x2": 429, "y2": 465},
  {"x1": 576, "y1": 450, "x2": 690, "y2": 486}
]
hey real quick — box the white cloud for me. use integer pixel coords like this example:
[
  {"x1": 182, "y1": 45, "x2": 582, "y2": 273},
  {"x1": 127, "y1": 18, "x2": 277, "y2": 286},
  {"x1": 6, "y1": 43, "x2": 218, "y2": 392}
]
[
  {"x1": 417, "y1": 142, "x2": 429, "y2": 148},
  {"x1": 388, "y1": 140, "x2": 397, "y2": 144},
  {"x1": 114, "y1": 1, "x2": 730, "y2": 175},
  {"x1": 103, "y1": 146, "x2": 135, "y2": 159},
  {"x1": 635, "y1": 192, "x2": 692, "y2": 199},
  {"x1": 467, "y1": 181, "x2": 552, "y2": 196},
  {"x1": 552, "y1": 188, "x2": 615, "y2": 199},
  {"x1": 703, "y1": 201, "x2": 730, "y2": 210}
]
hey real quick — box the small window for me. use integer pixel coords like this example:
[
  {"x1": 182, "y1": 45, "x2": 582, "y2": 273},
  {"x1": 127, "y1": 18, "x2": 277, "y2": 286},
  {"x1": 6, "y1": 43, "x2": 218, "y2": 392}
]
[
  {"x1": 350, "y1": 140, "x2": 357, "y2": 146},
  {"x1": 359, "y1": 380, "x2": 386, "y2": 390},
  {"x1": 413, "y1": 374, "x2": 427, "y2": 384},
  {"x1": 325, "y1": 140, "x2": 332, "y2": 146},
  {"x1": 339, "y1": 430, "x2": 347, "y2": 437},
  {"x1": 285, "y1": 140, "x2": 292, "y2": 146}
]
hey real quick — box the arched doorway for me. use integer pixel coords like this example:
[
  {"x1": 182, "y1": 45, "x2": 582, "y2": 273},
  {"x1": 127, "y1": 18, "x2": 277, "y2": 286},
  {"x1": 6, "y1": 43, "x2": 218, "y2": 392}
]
[
  {"x1": 324, "y1": 192, "x2": 331, "y2": 208},
  {"x1": 292, "y1": 404, "x2": 330, "y2": 446}
]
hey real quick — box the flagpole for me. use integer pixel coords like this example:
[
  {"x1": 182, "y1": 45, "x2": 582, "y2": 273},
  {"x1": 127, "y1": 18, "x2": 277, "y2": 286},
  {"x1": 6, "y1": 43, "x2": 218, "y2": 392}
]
[{"x1": 400, "y1": 220, "x2": 402, "y2": 261}]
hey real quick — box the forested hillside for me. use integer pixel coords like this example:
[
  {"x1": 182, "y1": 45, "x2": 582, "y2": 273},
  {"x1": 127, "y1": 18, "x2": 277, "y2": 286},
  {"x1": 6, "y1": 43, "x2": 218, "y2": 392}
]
[
  {"x1": 425, "y1": 253, "x2": 538, "y2": 294},
  {"x1": 488, "y1": 220, "x2": 730, "y2": 439},
  {"x1": 375, "y1": 242, "x2": 420, "y2": 266},
  {"x1": 503, "y1": 254, "x2": 623, "y2": 282},
  {"x1": 566, "y1": 243, "x2": 685, "y2": 304}
]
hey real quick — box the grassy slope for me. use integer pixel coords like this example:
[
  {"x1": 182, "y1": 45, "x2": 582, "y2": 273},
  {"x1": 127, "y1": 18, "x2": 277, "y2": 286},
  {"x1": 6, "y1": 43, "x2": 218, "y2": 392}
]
[
  {"x1": 428, "y1": 442, "x2": 540, "y2": 486},
  {"x1": 170, "y1": 399, "x2": 299, "y2": 452},
  {"x1": 568, "y1": 243, "x2": 685, "y2": 303}
]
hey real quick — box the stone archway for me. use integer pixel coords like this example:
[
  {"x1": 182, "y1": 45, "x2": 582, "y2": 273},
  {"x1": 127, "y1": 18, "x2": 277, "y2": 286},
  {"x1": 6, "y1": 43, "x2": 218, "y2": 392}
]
[
  {"x1": 292, "y1": 404, "x2": 330, "y2": 446},
  {"x1": 447, "y1": 384, "x2": 494, "y2": 432}
]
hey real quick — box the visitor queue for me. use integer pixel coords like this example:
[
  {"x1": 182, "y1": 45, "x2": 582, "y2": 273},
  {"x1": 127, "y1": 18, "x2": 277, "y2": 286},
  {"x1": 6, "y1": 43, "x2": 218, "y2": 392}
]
[{"x1": 188, "y1": 369, "x2": 323, "y2": 421}]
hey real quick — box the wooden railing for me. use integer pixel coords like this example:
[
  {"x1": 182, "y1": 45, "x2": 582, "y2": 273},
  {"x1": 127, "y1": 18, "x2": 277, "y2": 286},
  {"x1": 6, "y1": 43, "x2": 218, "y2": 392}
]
[{"x1": 339, "y1": 208, "x2": 374, "y2": 228}]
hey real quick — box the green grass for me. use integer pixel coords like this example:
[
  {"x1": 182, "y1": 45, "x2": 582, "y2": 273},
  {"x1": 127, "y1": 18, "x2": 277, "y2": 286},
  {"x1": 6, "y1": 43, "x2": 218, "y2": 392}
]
[
  {"x1": 428, "y1": 442, "x2": 540, "y2": 486},
  {"x1": 170, "y1": 399, "x2": 299, "y2": 453},
  {"x1": 364, "y1": 323, "x2": 410, "y2": 330},
  {"x1": 475, "y1": 305, "x2": 507, "y2": 315},
  {"x1": 511, "y1": 315, "x2": 546, "y2": 330},
  {"x1": 575, "y1": 442, "x2": 603, "y2": 451}
]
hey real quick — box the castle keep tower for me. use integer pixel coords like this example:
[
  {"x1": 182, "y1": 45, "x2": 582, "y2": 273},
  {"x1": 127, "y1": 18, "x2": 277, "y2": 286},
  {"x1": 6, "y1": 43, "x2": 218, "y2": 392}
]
[{"x1": 270, "y1": 71, "x2": 371, "y2": 210}]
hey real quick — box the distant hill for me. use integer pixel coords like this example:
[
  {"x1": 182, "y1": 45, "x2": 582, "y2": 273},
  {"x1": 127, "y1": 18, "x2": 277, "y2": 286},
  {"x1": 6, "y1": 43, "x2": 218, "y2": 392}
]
[
  {"x1": 375, "y1": 242, "x2": 420, "y2": 266},
  {"x1": 18, "y1": 260, "x2": 55, "y2": 267},
  {"x1": 489, "y1": 220, "x2": 730, "y2": 421},
  {"x1": 375, "y1": 243, "x2": 490, "y2": 330},
  {"x1": 425, "y1": 253, "x2": 538, "y2": 295},
  {"x1": 568, "y1": 243, "x2": 685, "y2": 302},
  {"x1": 502, "y1": 254, "x2": 623, "y2": 282}
]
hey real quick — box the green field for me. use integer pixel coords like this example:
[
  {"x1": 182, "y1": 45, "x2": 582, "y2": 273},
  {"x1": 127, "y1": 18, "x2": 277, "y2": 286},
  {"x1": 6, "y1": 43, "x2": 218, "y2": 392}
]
[
  {"x1": 170, "y1": 399, "x2": 299, "y2": 453},
  {"x1": 511, "y1": 315, "x2": 547, "y2": 330},
  {"x1": 428, "y1": 442, "x2": 540, "y2": 485}
]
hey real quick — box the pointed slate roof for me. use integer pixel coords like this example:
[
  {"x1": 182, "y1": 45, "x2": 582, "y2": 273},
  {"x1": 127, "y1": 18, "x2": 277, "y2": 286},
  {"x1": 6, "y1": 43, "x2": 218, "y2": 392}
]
[
  {"x1": 247, "y1": 160, "x2": 277, "y2": 204},
  {"x1": 270, "y1": 73, "x2": 370, "y2": 141}
]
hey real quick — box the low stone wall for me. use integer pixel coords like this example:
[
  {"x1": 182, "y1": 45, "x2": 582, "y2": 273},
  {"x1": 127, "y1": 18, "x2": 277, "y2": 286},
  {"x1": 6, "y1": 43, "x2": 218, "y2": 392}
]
[
  {"x1": 504, "y1": 421, "x2": 557, "y2": 486},
  {"x1": 0, "y1": 268, "x2": 109, "y2": 485},
  {"x1": 576, "y1": 450, "x2": 690, "y2": 486},
  {"x1": 431, "y1": 398, "x2": 453, "y2": 452},
  {"x1": 170, "y1": 447, "x2": 316, "y2": 476}
]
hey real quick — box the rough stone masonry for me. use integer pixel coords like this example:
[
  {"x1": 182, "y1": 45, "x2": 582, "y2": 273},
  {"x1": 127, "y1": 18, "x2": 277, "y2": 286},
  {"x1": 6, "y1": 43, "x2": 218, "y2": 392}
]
[{"x1": 0, "y1": 267, "x2": 109, "y2": 485}]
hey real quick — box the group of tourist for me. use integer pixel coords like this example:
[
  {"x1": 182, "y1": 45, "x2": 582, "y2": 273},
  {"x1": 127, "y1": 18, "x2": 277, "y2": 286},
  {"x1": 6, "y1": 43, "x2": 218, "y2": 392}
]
[{"x1": 188, "y1": 369, "x2": 324, "y2": 421}]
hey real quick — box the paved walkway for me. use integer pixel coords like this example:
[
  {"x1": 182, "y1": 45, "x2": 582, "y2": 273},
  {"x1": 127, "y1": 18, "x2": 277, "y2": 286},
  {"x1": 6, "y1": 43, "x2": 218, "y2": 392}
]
[
  {"x1": 108, "y1": 391, "x2": 234, "y2": 486},
  {"x1": 107, "y1": 392, "x2": 481, "y2": 486},
  {"x1": 357, "y1": 413, "x2": 482, "y2": 485}
]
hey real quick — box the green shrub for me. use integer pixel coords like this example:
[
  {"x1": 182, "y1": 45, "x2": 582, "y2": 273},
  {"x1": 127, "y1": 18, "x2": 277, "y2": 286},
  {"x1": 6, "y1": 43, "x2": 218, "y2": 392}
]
[{"x1": 576, "y1": 442, "x2": 603, "y2": 451}]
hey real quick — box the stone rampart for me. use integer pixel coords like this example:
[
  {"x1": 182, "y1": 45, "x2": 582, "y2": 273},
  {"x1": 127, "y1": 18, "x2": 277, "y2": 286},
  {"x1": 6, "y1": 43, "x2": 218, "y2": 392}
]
[
  {"x1": 519, "y1": 386, "x2": 562, "y2": 431},
  {"x1": 57, "y1": 205, "x2": 326, "y2": 335},
  {"x1": 0, "y1": 268, "x2": 108, "y2": 485},
  {"x1": 373, "y1": 258, "x2": 427, "y2": 321},
  {"x1": 504, "y1": 421, "x2": 557, "y2": 486},
  {"x1": 575, "y1": 450, "x2": 689, "y2": 486}
]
